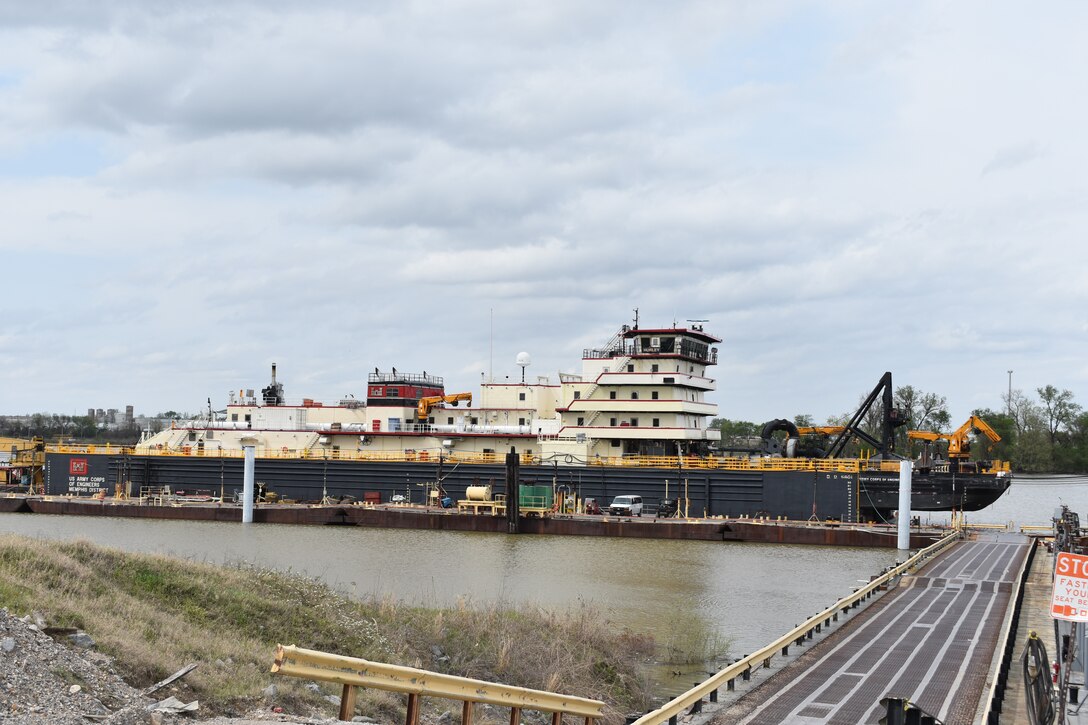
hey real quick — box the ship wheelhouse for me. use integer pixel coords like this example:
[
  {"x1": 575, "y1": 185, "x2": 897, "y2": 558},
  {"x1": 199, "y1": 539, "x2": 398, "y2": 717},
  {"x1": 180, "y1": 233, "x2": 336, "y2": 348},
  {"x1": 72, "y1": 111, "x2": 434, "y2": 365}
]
[{"x1": 549, "y1": 323, "x2": 721, "y2": 461}]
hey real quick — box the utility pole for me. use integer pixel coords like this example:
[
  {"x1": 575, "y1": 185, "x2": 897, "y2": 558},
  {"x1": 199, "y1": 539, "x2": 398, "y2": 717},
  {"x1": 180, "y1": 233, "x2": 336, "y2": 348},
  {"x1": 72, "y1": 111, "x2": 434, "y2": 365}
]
[{"x1": 1007, "y1": 370, "x2": 1013, "y2": 418}]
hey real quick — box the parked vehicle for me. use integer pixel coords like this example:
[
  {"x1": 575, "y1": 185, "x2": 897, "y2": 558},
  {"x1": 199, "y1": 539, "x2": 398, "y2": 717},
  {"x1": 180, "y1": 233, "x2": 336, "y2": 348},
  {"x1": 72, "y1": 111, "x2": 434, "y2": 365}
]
[{"x1": 608, "y1": 495, "x2": 643, "y2": 517}]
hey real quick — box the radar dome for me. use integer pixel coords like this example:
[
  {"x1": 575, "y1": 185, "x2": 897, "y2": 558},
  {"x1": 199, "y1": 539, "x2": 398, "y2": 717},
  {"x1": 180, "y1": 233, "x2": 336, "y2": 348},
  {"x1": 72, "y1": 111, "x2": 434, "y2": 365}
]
[{"x1": 516, "y1": 352, "x2": 532, "y2": 367}]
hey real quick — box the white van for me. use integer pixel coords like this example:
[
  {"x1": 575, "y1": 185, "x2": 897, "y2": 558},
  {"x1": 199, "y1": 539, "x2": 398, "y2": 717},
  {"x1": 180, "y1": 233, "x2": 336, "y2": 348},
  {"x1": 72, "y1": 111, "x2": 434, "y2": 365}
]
[{"x1": 608, "y1": 495, "x2": 643, "y2": 517}]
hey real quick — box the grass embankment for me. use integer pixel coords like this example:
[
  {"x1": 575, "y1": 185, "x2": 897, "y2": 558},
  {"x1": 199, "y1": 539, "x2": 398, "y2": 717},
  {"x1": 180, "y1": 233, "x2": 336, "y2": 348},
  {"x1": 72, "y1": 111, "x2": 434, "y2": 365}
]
[{"x1": 0, "y1": 534, "x2": 655, "y2": 723}]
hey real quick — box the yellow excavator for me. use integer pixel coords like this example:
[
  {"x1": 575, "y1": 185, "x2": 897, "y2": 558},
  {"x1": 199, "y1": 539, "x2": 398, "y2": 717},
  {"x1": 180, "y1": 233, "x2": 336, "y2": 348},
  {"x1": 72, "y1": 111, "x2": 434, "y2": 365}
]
[
  {"x1": 907, "y1": 415, "x2": 1001, "y2": 460},
  {"x1": 417, "y1": 393, "x2": 473, "y2": 421}
]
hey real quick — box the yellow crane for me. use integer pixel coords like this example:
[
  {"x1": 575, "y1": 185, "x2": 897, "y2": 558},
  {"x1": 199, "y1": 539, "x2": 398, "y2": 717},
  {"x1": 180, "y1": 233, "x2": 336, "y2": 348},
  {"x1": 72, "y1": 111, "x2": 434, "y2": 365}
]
[
  {"x1": 907, "y1": 415, "x2": 1001, "y2": 459},
  {"x1": 417, "y1": 393, "x2": 473, "y2": 421},
  {"x1": 0, "y1": 437, "x2": 44, "y2": 491},
  {"x1": 796, "y1": 426, "x2": 847, "y2": 436}
]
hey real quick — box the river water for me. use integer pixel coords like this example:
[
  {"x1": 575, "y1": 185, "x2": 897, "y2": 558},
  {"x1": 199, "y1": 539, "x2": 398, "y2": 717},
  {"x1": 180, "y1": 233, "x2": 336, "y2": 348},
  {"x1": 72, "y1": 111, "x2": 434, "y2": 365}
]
[{"x1": 0, "y1": 476, "x2": 1082, "y2": 693}]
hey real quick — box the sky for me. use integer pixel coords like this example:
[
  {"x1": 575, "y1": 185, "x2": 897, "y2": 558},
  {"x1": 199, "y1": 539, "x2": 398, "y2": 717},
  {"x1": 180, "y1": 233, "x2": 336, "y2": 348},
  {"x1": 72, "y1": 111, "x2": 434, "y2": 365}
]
[{"x1": 1, "y1": 1, "x2": 1086, "y2": 426}]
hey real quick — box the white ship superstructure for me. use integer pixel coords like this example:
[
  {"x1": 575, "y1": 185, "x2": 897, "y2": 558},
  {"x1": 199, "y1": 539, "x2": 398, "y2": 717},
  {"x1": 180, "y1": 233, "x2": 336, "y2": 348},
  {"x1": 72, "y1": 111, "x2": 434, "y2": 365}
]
[{"x1": 139, "y1": 322, "x2": 722, "y2": 464}]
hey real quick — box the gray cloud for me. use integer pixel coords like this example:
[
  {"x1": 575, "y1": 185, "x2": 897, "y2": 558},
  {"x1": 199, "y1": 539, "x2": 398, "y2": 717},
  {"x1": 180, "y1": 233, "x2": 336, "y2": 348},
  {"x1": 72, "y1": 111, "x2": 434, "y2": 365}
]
[{"x1": 0, "y1": 1, "x2": 1086, "y2": 425}]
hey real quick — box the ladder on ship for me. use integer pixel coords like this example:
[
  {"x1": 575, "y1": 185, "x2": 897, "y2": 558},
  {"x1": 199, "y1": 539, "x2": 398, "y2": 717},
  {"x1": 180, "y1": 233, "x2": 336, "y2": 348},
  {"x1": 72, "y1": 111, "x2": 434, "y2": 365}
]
[{"x1": 578, "y1": 333, "x2": 631, "y2": 428}]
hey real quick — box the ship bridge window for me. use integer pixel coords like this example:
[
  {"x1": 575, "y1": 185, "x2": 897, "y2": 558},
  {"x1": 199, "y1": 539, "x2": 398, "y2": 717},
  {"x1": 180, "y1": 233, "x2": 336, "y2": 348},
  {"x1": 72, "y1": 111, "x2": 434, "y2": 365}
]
[
  {"x1": 519, "y1": 417, "x2": 526, "y2": 425},
  {"x1": 630, "y1": 418, "x2": 639, "y2": 426},
  {"x1": 519, "y1": 392, "x2": 526, "y2": 400},
  {"x1": 447, "y1": 417, "x2": 454, "y2": 425},
  {"x1": 188, "y1": 430, "x2": 196, "y2": 441},
  {"x1": 577, "y1": 417, "x2": 584, "y2": 426},
  {"x1": 573, "y1": 391, "x2": 581, "y2": 399},
  {"x1": 651, "y1": 364, "x2": 659, "y2": 373},
  {"x1": 631, "y1": 392, "x2": 638, "y2": 399},
  {"x1": 652, "y1": 391, "x2": 659, "y2": 400},
  {"x1": 231, "y1": 413, "x2": 238, "y2": 422},
  {"x1": 386, "y1": 388, "x2": 399, "y2": 397},
  {"x1": 663, "y1": 377, "x2": 675, "y2": 384},
  {"x1": 627, "y1": 364, "x2": 634, "y2": 372},
  {"x1": 609, "y1": 391, "x2": 617, "y2": 400},
  {"x1": 244, "y1": 414, "x2": 251, "y2": 422},
  {"x1": 653, "y1": 418, "x2": 660, "y2": 427},
  {"x1": 611, "y1": 440, "x2": 621, "y2": 447},
  {"x1": 610, "y1": 418, "x2": 617, "y2": 426}
]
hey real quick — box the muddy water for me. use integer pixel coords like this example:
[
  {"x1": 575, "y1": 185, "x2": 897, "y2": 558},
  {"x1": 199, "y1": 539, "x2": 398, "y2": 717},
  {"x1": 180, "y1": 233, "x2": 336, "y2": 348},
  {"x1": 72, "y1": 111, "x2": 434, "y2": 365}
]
[{"x1": 0, "y1": 512, "x2": 901, "y2": 693}]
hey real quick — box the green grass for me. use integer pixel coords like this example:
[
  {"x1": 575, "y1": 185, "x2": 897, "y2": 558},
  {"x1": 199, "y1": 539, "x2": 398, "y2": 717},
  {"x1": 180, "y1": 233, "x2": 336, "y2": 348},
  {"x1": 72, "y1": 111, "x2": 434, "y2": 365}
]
[{"x1": 0, "y1": 534, "x2": 655, "y2": 723}]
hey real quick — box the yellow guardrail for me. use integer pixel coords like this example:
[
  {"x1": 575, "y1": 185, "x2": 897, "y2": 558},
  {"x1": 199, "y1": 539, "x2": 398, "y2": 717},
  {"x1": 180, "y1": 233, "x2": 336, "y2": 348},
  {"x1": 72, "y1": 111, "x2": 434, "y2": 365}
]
[
  {"x1": 271, "y1": 644, "x2": 605, "y2": 725},
  {"x1": 45, "y1": 443, "x2": 1014, "y2": 478},
  {"x1": 630, "y1": 530, "x2": 961, "y2": 725}
]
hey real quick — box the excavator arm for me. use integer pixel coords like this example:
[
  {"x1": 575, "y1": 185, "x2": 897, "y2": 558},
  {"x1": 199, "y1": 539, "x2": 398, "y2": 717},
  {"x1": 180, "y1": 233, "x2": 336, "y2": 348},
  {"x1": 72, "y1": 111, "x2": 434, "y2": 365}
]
[
  {"x1": 947, "y1": 415, "x2": 1001, "y2": 458},
  {"x1": 797, "y1": 426, "x2": 847, "y2": 436},
  {"x1": 417, "y1": 393, "x2": 473, "y2": 420},
  {"x1": 908, "y1": 415, "x2": 1001, "y2": 459}
]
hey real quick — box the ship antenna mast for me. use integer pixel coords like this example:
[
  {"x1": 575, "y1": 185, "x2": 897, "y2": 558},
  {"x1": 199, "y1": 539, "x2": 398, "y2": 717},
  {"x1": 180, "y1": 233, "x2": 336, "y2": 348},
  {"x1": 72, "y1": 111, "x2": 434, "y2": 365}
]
[{"x1": 632, "y1": 307, "x2": 639, "y2": 331}]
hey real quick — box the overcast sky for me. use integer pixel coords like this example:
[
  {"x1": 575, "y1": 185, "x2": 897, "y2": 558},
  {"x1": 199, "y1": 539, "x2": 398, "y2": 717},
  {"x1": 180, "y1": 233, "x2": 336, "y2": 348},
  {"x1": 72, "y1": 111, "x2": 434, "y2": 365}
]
[{"x1": 1, "y1": 1, "x2": 1085, "y2": 426}]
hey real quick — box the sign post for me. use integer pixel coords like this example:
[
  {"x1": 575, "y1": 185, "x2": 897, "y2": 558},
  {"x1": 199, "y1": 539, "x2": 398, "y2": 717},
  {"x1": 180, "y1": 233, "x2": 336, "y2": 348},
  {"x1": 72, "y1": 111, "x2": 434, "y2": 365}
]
[{"x1": 1052, "y1": 551, "x2": 1088, "y2": 621}]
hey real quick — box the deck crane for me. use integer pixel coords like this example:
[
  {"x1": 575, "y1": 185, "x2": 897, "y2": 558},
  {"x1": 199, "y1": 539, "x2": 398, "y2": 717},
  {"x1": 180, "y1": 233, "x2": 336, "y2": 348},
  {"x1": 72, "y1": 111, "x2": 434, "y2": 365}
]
[
  {"x1": 417, "y1": 393, "x2": 473, "y2": 421},
  {"x1": 907, "y1": 415, "x2": 1002, "y2": 460}
]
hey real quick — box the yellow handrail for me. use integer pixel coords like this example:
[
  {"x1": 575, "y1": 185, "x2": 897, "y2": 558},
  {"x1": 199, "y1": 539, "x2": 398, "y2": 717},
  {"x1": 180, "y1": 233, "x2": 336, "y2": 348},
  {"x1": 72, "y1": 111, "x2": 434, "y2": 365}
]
[
  {"x1": 44, "y1": 444, "x2": 1013, "y2": 477},
  {"x1": 630, "y1": 531, "x2": 961, "y2": 725},
  {"x1": 271, "y1": 645, "x2": 604, "y2": 724}
]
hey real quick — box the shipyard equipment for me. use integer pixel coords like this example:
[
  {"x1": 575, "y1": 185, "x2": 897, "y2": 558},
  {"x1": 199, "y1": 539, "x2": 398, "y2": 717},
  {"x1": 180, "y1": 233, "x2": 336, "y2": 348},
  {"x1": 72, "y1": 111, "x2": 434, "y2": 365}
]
[
  {"x1": 907, "y1": 415, "x2": 1001, "y2": 460},
  {"x1": 417, "y1": 393, "x2": 472, "y2": 421}
]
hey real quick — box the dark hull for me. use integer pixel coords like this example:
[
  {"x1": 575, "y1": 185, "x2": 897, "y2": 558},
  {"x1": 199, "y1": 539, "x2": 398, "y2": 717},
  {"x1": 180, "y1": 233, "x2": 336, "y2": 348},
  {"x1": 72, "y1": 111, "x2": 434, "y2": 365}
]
[
  {"x1": 44, "y1": 452, "x2": 1011, "y2": 523},
  {"x1": 859, "y1": 470, "x2": 1011, "y2": 514}
]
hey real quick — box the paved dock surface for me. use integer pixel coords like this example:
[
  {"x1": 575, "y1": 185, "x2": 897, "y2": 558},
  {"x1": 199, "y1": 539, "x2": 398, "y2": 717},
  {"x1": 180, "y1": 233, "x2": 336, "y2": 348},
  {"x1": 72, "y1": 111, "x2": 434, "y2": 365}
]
[{"x1": 723, "y1": 533, "x2": 1028, "y2": 724}]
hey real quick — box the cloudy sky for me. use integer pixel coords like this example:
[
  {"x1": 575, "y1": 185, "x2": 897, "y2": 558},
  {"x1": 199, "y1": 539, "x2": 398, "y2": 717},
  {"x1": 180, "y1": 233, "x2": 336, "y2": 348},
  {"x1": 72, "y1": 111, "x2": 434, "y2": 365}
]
[{"x1": 1, "y1": 1, "x2": 1085, "y2": 425}]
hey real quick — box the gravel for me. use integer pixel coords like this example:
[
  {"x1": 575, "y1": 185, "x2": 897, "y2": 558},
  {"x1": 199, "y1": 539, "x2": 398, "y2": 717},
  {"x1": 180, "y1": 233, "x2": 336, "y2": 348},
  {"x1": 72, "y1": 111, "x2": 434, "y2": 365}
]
[{"x1": 0, "y1": 609, "x2": 376, "y2": 725}]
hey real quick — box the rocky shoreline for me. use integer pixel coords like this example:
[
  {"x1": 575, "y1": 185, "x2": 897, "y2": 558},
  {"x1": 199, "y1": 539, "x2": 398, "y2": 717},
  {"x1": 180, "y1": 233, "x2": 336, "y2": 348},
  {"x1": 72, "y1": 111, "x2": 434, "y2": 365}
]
[{"x1": 0, "y1": 609, "x2": 364, "y2": 725}]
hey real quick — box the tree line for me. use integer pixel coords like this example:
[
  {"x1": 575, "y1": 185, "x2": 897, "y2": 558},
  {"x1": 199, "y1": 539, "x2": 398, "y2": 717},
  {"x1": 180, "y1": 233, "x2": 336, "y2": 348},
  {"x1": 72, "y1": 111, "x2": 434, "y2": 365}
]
[
  {"x1": 713, "y1": 384, "x2": 1087, "y2": 474},
  {"x1": 0, "y1": 411, "x2": 187, "y2": 445}
]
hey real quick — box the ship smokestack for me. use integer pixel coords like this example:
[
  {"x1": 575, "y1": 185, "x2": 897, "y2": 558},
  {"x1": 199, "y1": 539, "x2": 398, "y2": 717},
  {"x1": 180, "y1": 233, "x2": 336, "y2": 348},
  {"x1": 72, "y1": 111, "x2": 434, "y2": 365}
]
[{"x1": 271, "y1": 363, "x2": 277, "y2": 385}]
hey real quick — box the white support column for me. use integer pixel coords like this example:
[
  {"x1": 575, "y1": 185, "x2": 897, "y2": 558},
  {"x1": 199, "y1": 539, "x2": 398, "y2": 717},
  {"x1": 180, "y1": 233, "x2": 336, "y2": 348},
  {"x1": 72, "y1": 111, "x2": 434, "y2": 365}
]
[
  {"x1": 242, "y1": 444, "x2": 255, "y2": 524},
  {"x1": 898, "y1": 459, "x2": 913, "y2": 551}
]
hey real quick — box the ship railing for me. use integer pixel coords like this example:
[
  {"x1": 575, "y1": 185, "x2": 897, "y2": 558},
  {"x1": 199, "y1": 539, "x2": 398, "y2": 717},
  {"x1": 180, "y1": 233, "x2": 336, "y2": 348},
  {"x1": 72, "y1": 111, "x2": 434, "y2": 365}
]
[
  {"x1": 368, "y1": 371, "x2": 444, "y2": 386},
  {"x1": 270, "y1": 644, "x2": 604, "y2": 725},
  {"x1": 48, "y1": 443, "x2": 135, "y2": 455},
  {"x1": 589, "y1": 455, "x2": 863, "y2": 473}
]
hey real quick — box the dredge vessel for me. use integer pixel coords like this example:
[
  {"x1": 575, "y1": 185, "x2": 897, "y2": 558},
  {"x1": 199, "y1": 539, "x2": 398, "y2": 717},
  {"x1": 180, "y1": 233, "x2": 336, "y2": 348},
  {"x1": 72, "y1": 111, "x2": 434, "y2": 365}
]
[{"x1": 38, "y1": 320, "x2": 1011, "y2": 521}]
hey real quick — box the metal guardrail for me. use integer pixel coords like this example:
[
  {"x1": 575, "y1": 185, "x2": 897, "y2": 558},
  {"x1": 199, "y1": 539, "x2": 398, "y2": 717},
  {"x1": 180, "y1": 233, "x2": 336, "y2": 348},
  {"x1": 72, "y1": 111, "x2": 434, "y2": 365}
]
[
  {"x1": 271, "y1": 644, "x2": 605, "y2": 725},
  {"x1": 979, "y1": 538, "x2": 1037, "y2": 724},
  {"x1": 630, "y1": 531, "x2": 961, "y2": 725}
]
